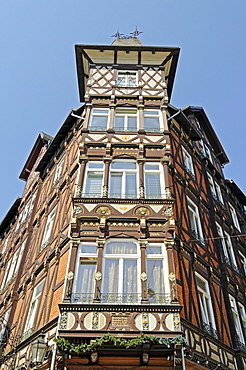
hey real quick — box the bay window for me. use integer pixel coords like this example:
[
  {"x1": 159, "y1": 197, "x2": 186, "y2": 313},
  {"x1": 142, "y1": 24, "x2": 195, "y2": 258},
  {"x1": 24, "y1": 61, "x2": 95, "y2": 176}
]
[
  {"x1": 89, "y1": 108, "x2": 109, "y2": 131},
  {"x1": 109, "y1": 160, "x2": 137, "y2": 198},
  {"x1": 114, "y1": 108, "x2": 137, "y2": 132},
  {"x1": 72, "y1": 240, "x2": 168, "y2": 304},
  {"x1": 143, "y1": 110, "x2": 161, "y2": 132},
  {"x1": 83, "y1": 162, "x2": 104, "y2": 198},
  {"x1": 144, "y1": 163, "x2": 163, "y2": 198}
]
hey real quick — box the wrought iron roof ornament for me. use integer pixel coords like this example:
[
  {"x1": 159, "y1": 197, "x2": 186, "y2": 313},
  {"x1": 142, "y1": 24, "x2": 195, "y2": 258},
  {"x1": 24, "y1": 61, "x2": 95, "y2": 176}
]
[{"x1": 111, "y1": 27, "x2": 142, "y2": 39}]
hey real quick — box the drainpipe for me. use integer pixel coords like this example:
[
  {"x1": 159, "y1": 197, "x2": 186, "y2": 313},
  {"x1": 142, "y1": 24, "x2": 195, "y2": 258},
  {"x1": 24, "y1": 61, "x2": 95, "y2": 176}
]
[
  {"x1": 181, "y1": 346, "x2": 186, "y2": 370},
  {"x1": 71, "y1": 113, "x2": 85, "y2": 120}
]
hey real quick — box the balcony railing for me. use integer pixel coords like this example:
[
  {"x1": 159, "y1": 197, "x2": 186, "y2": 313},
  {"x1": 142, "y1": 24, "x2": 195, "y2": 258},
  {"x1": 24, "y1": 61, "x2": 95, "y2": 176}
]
[
  {"x1": 202, "y1": 322, "x2": 219, "y2": 339},
  {"x1": 70, "y1": 293, "x2": 171, "y2": 305},
  {"x1": 80, "y1": 192, "x2": 171, "y2": 199}
]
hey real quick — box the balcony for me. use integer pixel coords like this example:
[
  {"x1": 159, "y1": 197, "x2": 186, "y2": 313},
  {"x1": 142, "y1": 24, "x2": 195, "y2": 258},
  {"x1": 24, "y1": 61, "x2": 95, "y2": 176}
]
[{"x1": 70, "y1": 293, "x2": 171, "y2": 305}]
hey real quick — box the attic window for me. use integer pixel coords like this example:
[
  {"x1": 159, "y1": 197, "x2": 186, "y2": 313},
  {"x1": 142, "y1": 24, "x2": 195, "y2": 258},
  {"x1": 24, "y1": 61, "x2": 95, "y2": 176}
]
[{"x1": 117, "y1": 71, "x2": 137, "y2": 87}]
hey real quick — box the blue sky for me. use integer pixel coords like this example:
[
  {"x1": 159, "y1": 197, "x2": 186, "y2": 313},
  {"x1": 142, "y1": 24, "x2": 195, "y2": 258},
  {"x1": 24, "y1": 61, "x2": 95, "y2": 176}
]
[{"x1": 0, "y1": 1, "x2": 246, "y2": 220}]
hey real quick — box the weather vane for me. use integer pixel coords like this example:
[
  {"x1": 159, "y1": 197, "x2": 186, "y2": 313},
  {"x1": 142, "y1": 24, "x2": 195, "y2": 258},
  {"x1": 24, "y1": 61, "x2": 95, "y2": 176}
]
[{"x1": 111, "y1": 27, "x2": 142, "y2": 39}]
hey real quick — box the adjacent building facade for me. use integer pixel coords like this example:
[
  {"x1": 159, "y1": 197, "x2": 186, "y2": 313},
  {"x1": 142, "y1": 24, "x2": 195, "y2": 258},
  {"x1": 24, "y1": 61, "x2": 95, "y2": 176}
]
[{"x1": 0, "y1": 37, "x2": 246, "y2": 370}]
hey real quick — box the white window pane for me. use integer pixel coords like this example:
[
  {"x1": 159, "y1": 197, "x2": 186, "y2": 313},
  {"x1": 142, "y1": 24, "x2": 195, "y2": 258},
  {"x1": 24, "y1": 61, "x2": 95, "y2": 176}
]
[
  {"x1": 81, "y1": 245, "x2": 97, "y2": 254},
  {"x1": 105, "y1": 241, "x2": 137, "y2": 254},
  {"x1": 145, "y1": 164, "x2": 159, "y2": 171},
  {"x1": 85, "y1": 173, "x2": 103, "y2": 195},
  {"x1": 88, "y1": 163, "x2": 104, "y2": 169},
  {"x1": 77, "y1": 260, "x2": 96, "y2": 294},
  {"x1": 146, "y1": 246, "x2": 162, "y2": 255},
  {"x1": 110, "y1": 173, "x2": 122, "y2": 196},
  {"x1": 128, "y1": 116, "x2": 137, "y2": 130},
  {"x1": 111, "y1": 162, "x2": 136, "y2": 170},
  {"x1": 114, "y1": 116, "x2": 124, "y2": 130},
  {"x1": 147, "y1": 260, "x2": 165, "y2": 294},
  {"x1": 123, "y1": 260, "x2": 137, "y2": 293},
  {"x1": 90, "y1": 116, "x2": 108, "y2": 129},
  {"x1": 126, "y1": 173, "x2": 137, "y2": 196},
  {"x1": 103, "y1": 259, "x2": 119, "y2": 293},
  {"x1": 145, "y1": 173, "x2": 161, "y2": 197}
]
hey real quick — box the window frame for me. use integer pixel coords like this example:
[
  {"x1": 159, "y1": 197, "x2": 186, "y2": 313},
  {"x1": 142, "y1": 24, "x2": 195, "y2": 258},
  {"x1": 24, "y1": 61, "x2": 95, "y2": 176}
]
[
  {"x1": 143, "y1": 109, "x2": 162, "y2": 133},
  {"x1": 195, "y1": 273, "x2": 217, "y2": 336},
  {"x1": 109, "y1": 159, "x2": 138, "y2": 199},
  {"x1": 114, "y1": 108, "x2": 138, "y2": 132},
  {"x1": 116, "y1": 71, "x2": 137, "y2": 88},
  {"x1": 182, "y1": 147, "x2": 195, "y2": 177},
  {"x1": 229, "y1": 295, "x2": 245, "y2": 344},
  {"x1": 23, "y1": 280, "x2": 44, "y2": 338},
  {"x1": 229, "y1": 203, "x2": 241, "y2": 231},
  {"x1": 187, "y1": 198, "x2": 204, "y2": 242},
  {"x1": 82, "y1": 161, "x2": 105, "y2": 198},
  {"x1": 40, "y1": 206, "x2": 57, "y2": 251},
  {"x1": 88, "y1": 108, "x2": 109, "y2": 131}
]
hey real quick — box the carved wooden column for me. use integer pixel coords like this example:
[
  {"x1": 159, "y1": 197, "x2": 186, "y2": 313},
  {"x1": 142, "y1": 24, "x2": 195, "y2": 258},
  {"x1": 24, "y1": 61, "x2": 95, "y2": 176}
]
[
  {"x1": 108, "y1": 104, "x2": 115, "y2": 131},
  {"x1": 137, "y1": 158, "x2": 145, "y2": 198},
  {"x1": 94, "y1": 238, "x2": 106, "y2": 301},
  {"x1": 160, "y1": 106, "x2": 169, "y2": 133},
  {"x1": 64, "y1": 239, "x2": 80, "y2": 302},
  {"x1": 139, "y1": 239, "x2": 148, "y2": 302},
  {"x1": 138, "y1": 105, "x2": 144, "y2": 132},
  {"x1": 161, "y1": 154, "x2": 171, "y2": 199},
  {"x1": 76, "y1": 156, "x2": 88, "y2": 197},
  {"x1": 165, "y1": 238, "x2": 178, "y2": 303},
  {"x1": 102, "y1": 158, "x2": 112, "y2": 197}
]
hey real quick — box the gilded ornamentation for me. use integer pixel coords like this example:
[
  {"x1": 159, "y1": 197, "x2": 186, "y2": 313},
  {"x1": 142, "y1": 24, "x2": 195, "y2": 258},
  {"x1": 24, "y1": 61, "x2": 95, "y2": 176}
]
[
  {"x1": 140, "y1": 272, "x2": 147, "y2": 281},
  {"x1": 173, "y1": 313, "x2": 181, "y2": 331},
  {"x1": 142, "y1": 313, "x2": 149, "y2": 330},
  {"x1": 169, "y1": 272, "x2": 176, "y2": 282},
  {"x1": 67, "y1": 271, "x2": 74, "y2": 280},
  {"x1": 95, "y1": 271, "x2": 102, "y2": 281},
  {"x1": 95, "y1": 206, "x2": 111, "y2": 216},
  {"x1": 121, "y1": 135, "x2": 130, "y2": 141},
  {"x1": 135, "y1": 207, "x2": 151, "y2": 217},
  {"x1": 92, "y1": 313, "x2": 99, "y2": 330}
]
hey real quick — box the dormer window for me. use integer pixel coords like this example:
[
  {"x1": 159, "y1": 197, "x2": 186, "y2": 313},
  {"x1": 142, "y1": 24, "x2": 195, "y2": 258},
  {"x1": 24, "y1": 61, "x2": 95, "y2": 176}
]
[{"x1": 117, "y1": 71, "x2": 137, "y2": 87}]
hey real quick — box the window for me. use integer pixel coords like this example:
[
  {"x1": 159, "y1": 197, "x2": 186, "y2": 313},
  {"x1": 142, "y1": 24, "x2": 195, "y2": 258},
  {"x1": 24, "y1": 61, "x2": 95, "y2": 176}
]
[
  {"x1": 72, "y1": 244, "x2": 98, "y2": 303},
  {"x1": 89, "y1": 109, "x2": 109, "y2": 131},
  {"x1": 195, "y1": 273, "x2": 217, "y2": 338},
  {"x1": 15, "y1": 191, "x2": 37, "y2": 231},
  {"x1": 0, "y1": 309, "x2": 10, "y2": 347},
  {"x1": 83, "y1": 162, "x2": 104, "y2": 198},
  {"x1": 187, "y1": 198, "x2": 204, "y2": 242},
  {"x1": 143, "y1": 110, "x2": 161, "y2": 132},
  {"x1": 216, "y1": 224, "x2": 238, "y2": 270},
  {"x1": 114, "y1": 108, "x2": 137, "y2": 132},
  {"x1": 239, "y1": 303, "x2": 246, "y2": 337},
  {"x1": 229, "y1": 296, "x2": 245, "y2": 345},
  {"x1": 229, "y1": 203, "x2": 241, "y2": 231},
  {"x1": 0, "y1": 241, "x2": 26, "y2": 291},
  {"x1": 146, "y1": 244, "x2": 168, "y2": 303},
  {"x1": 53, "y1": 157, "x2": 64, "y2": 185},
  {"x1": 144, "y1": 163, "x2": 163, "y2": 199},
  {"x1": 214, "y1": 181, "x2": 224, "y2": 205},
  {"x1": 182, "y1": 147, "x2": 195, "y2": 177},
  {"x1": 23, "y1": 281, "x2": 44, "y2": 339},
  {"x1": 239, "y1": 251, "x2": 246, "y2": 275},
  {"x1": 109, "y1": 160, "x2": 137, "y2": 198},
  {"x1": 102, "y1": 240, "x2": 139, "y2": 302},
  {"x1": 207, "y1": 173, "x2": 216, "y2": 198},
  {"x1": 40, "y1": 207, "x2": 57, "y2": 251},
  {"x1": 117, "y1": 71, "x2": 137, "y2": 87}
]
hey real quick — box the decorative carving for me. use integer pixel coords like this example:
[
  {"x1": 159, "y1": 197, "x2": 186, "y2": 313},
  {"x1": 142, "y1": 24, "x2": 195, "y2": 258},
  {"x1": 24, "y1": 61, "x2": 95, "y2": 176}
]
[
  {"x1": 95, "y1": 206, "x2": 111, "y2": 216},
  {"x1": 140, "y1": 272, "x2": 147, "y2": 281},
  {"x1": 95, "y1": 271, "x2": 102, "y2": 281},
  {"x1": 135, "y1": 207, "x2": 151, "y2": 217},
  {"x1": 92, "y1": 313, "x2": 99, "y2": 330},
  {"x1": 173, "y1": 313, "x2": 181, "y2": 331},
  {"x1": 142, "y1": 313, "x2": 149, "y2": 330},
  {"x1": 169, "y1": 272, "x2": 176, "y2": 282},
  {"x1": 74, "y1": 205, "x2": 83, "y2": 215},
  {"x1": 102, "y1": 185, "x2": 108, "y2": 197},
  {"x1": 163, "y1": 206, "x2": 173, "y2": 216},
  {"x1": 75, "y1": 185, "x2": 82, "y2": 197},
  {"x1": 139, "y1": 185, "x2": 145, "y2": 198},
  {"x1": 67, "y1": 271, "x2": 74, "y2": 280},
  {"x1": 121, "y1": 135, "x2": 130, "y2": 141},
  {"x1": 59, "y1": 312, "x2": 68, "y2": 330}
]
